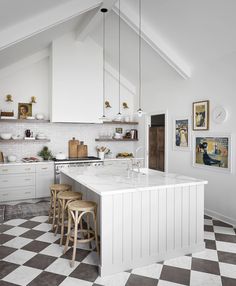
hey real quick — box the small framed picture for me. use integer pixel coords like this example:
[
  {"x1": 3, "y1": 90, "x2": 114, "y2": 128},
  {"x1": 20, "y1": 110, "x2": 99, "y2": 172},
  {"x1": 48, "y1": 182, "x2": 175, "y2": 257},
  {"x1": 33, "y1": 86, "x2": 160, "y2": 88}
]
[
  {"x1": 18, "y1": 103, "x2": 32, "y2": 119},
  {"x1": 193, "y1": 133, "x2": 232, "y2": 173},
  {"x1": 173, "y1": 117, "x2": 191, "y2": 151},
  {"x1": 193, "y1": 100, "x2": 209, "y2": 130},
  {"x1": 115, "y1": 128, "x2": 123, "y2": 134}
]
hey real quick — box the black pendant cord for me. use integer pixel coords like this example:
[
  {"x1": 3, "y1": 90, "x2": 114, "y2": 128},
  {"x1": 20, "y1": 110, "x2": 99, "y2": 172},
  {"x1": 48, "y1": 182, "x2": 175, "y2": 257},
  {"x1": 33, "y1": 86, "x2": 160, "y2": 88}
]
[
  {"x1": 101, "y1": 8, "x2": 108, "y2": 118},
  {"x1": 118, "y1": 0, "x2": 121, "y2": 115},
  {"x1": 138, "y1": 0, "x2": 142, "y2": 112}
]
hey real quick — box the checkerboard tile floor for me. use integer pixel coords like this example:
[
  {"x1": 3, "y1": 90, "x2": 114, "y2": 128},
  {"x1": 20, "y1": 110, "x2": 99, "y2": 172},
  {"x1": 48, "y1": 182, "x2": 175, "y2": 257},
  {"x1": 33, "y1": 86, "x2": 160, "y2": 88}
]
[{"x1": 0, "y1": 215, "x2": 236, "y2": 286}]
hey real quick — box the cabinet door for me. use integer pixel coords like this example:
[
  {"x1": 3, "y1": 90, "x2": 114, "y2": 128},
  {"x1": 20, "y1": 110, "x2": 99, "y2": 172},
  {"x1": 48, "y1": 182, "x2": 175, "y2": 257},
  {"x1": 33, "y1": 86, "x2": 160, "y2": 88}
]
[{"x1": 36, "y1": 172, "x2": 54, "y2": 198}]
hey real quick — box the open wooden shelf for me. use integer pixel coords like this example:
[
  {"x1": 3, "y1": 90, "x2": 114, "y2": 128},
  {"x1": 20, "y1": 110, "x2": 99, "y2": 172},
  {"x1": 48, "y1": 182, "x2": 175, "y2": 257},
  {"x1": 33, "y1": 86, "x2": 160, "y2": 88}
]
[
  {"x1": 95, "y1": 138, "x2": 138, "y2": 142},
  {"x1": 0, "y1": 139, "x2": 50, "y2": 144},
  {"x1": 0, "y1": 119, "x2": 50, "y2": 123},
  {"x1": 103, "y1": 121, "x2": 138, "y2": 125}
]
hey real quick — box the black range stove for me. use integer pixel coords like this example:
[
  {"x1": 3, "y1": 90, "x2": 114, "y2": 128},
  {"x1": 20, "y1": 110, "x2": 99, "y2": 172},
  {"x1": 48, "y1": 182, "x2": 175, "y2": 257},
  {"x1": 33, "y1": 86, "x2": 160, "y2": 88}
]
[{"x1": 54, "y1": 156, "x2": 102, "y2": 183}]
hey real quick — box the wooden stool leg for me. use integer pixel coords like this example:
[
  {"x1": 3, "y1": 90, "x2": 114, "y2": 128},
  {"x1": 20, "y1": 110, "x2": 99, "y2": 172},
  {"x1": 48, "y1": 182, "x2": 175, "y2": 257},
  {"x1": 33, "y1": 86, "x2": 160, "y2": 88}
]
[
  {"x1": 48, "y1": 192, "x2": 53, "y2": 222},
  {"x1": 54, "y1": 198, "x2": 60, "y2": 236},
  {"x1": 52, "y1": 192, "x2": 57, "y2": 231},
  {"x1": 79, "y1": 212, "x2": 83, "y2": 238},
  {"x1": 60, "y1": 199, "x2": 66, "y2": 246},
  {"x1": 64, "y1": 210, "x2": 71, "y2": 254},
  {"x1": 71, "y1": 210, "x2": 78, "y2": 268},
  {"x1": 93, "y1": 210, "x2": 99, "y2": 254}
]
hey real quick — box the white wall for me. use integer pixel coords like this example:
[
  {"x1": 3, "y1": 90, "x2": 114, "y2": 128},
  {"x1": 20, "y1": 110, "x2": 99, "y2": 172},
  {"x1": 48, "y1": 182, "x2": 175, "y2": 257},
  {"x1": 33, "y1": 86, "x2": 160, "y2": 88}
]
[{"x1": 142, "y1": 51, "x2": 236, "y2": 226}]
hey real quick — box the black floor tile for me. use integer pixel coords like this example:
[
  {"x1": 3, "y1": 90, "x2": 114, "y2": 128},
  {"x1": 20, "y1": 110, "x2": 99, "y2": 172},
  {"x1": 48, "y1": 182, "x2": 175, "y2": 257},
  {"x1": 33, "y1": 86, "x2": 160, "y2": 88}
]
[
  {"x1": 218, "y1": 251, "x2": 236, "y2": 265},
  {"x1": 61, "y1": 247, "x2": 90, "y2": 262},
  {"x1": 222, "y1": 276, "x2": 236, "y2": 286},
  {"x1": 0, "y1": 246, "x2": 17, "y2": 260},
  {"x1": 0, "y1": 281, "x2": 19, "y2": 286},
  {"x1": 191, "y1": 258, "x2": 220, "y2": 275},
  {"x1": 24, "y1": 254, "x2": 57, "y2": 270},
  {"x1": 204, "y1": 215, "x2": 212, "y2": 219},
  {"x1": 0, "y1": 234, "x2": 15, "y2": 244},
  {"x1": 205, "y1": 239, "x2": 217, "y2": 250},
  {"x1": 160, "y1": 265, "x2": 190, "y2": 285},
  {"x1": 204, "y1": 225, "x2": 214, "y2": 232},
  {"x1": 215, "y1": 233, "x2": 236, "y2": 243},
  {"x1": 21, "y1": 240, "x2": 50, "y2": 253},
  {"x1": 0, "y1": 261, "x2": 19, "y2": 279},
  {"x1": 27, "y1": 271, "x2": 66, "y2": 286},
  {"x1": 20, "y1": 229, "x2": 45, "y2": 239},
  {"x1": 70, "y1": 263, "x2": 99, "y2": 282},
  {"x1": 126, "y1": 274, "x2": 158, "y2": 286},
  {"x1": 0, "y1": 225, "x2": 13, "y2": 233},
  {"x1": 213, "y1": 220, "x2": 233, "y2": 228},
  {"x1": 19, "y1": 221, "x2": 41, "y2": 229}
]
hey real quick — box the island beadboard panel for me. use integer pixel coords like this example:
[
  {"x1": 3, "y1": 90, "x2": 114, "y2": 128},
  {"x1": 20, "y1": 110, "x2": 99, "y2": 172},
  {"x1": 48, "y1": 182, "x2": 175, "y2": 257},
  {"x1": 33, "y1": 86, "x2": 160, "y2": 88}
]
[{"x1": 100, "y1": 184, "x2": 204, "y2": 276}]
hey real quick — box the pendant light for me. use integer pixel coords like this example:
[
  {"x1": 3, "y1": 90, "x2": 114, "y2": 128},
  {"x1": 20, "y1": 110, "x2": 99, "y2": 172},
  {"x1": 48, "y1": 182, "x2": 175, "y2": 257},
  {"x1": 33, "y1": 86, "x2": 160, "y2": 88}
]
[
  {"x1": 99, "y1": 8, "x2": 108, "y2": 121},
  {"x1": 137, "y1": 0, "x2": 144, "y2": 117},
  {"x1": 116, "y1": 0, "x2": 122, "y2": 119}
]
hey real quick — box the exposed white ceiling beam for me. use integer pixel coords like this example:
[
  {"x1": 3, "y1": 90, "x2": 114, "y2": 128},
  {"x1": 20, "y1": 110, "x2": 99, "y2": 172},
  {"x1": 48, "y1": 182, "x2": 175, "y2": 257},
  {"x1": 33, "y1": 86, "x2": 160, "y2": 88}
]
[
  {"x1": 0, "y1": 0, "x2": 102, "y2": 52},
  {"x1": 75, "y1": 0, "x2": 118, "y2": 42},
  {"x1": 113, "y1": 4, "x2": 192, "y2": 79}
]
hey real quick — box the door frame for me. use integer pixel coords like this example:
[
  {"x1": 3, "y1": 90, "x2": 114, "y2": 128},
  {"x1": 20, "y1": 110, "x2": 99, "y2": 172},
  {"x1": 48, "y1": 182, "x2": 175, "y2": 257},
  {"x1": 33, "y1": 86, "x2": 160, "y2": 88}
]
[{"x1": 144, "y1": 110, "x2": 169, "y2": 172}]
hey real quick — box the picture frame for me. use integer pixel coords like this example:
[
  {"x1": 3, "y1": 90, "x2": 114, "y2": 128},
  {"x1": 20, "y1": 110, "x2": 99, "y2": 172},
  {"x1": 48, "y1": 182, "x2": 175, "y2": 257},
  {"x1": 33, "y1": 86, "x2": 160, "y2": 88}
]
[
  {"x1": 192, "y1": 100, "x2": 209, "y2": 130},
  {"x1": 193, "y1": 133, "x2": 232, "y2": 173},
  {"x1": 173, "y1": 117, "x2": 191, "y2": 151},
  {"x1": 18, "y1": 103, "x2": 32, "y2": 119}
]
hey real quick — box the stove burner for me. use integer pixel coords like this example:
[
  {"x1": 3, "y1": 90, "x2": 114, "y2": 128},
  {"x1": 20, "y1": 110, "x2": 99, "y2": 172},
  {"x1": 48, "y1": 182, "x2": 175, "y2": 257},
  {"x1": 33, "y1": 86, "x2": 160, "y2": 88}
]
[{"x1": 54, "y1": 156, "x2": 101, "y2": 162}]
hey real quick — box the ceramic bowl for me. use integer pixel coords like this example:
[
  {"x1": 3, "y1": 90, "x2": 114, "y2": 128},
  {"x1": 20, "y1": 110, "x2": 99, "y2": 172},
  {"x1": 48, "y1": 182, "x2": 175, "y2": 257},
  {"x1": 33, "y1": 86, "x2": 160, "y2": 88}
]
[
  {"x1": 36, "y1": 113, "x2": 44, "y2": 120},
  {"x1": 0, "y1": 133, "x2": 12, "y2": 140},
  {"x1": 8, "y1": 155, "x2": 17, "y2": 162}
]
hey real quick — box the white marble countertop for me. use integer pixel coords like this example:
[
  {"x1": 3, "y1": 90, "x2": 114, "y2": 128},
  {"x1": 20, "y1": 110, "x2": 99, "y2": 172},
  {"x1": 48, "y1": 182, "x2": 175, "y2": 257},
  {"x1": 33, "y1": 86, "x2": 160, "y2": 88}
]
[
  {"x1": 61, "y1": 165, "x2": 208, "y2": 196},
  {"x1": 0, "y1": 161, "x2": 54, "y2": 166}
]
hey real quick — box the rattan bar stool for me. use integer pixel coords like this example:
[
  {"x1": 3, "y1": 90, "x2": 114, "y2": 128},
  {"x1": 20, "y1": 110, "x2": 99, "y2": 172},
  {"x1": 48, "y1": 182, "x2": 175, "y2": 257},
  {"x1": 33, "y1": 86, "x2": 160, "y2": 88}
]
[
  {"x1": 64, "y1": 200, "x2": 99, "y2": 267},
  {"x1": 49, "y1": 184, "x2": 71, "y2": 231},
  {"x1": 55, "y1": 191, "x2": 82, "y2": 245}
]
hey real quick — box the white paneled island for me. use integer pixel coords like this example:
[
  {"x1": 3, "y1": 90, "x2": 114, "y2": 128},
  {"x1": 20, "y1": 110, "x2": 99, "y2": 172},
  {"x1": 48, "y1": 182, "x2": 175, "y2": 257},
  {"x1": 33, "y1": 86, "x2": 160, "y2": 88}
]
[{"x1": 60, "y1": 165, "x2": 207, "y2": 277}]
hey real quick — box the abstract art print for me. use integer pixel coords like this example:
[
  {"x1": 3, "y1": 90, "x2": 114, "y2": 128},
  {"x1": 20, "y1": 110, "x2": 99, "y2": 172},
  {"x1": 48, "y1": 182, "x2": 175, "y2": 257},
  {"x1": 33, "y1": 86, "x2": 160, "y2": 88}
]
[
  {"x1": 173, "y1": 118, "x2": 190, "y2": 151},
  {"x1": 193, "y1": 100, "x2": 209, "y2": 130},
  {"x1": 193, "y1": 134, "x2": 231, "y2": 172}
]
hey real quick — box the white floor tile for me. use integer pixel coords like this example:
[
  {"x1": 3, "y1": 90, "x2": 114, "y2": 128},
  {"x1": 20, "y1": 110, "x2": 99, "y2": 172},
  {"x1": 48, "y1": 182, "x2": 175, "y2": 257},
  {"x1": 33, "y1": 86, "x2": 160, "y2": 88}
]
[
  {"x1": 82, "y1": 251, "x2": 99, "y2": 266},
  {"x1": 40, "y1": 243, "x2": 63, "y2": 257},
  {"x1": 36, "y1": 232, "x2": 60, "y2": 243},
  {"x1": 59, "y1": 277, "x2": 93, "y2": 286},
  {"x1": 158, "y1": 280, "x2": 184, "y2": 286},
  {"x1": 46, "y1": 258, "x2": 79, "y2": 276},
  {"x1": 219, "y1": 262, "x2": 236, "y2": 279},
  {"x1": 30, "y1": 216, "x2": 48, "y2": 223},
  {"x1": 164, "y1": 255, "x2": 192, "y2": 269},
  {"x1": 214, "y1": 226, "x2": 235, "y2": 235},
  {"x1": 3, "y1": 249, "x2": 36, "y2": 265},
  {"x1": 204, "y1": 219, "x2": 213, "y2": 226},
  {"x1": 190, "y1": 270, "x2": 222, "y2": 286},
  {"x1": 192, "y1": 249, "x2": 218, "y2": 262},
  {"x1": 216, "y1": 241, "x2": 236, "y2": 254},
  {"x1": 2, "y1": 265, "x2": 42, "y2": 286},
  {"x1": 4, "y1": 219, "x2": 27, "y2": 226},
  {"x1": 204, "y1": 231, "x2": 215, "y2": 240},
  {"x1": 131, "y1": 263, "x2": 163, "y2": 279},
  {"x1": 4, "y1": 226, "x2": 29, "y2": 236},
  {"x1": 4, "y1": 237, "x2": 32, "y2": 249},
  {"x1": 95, "y1": 271, "x2": 130, "y2": 286},
  {"x1": 33, "y1": 222, "x2": 51, "y2": 232}
]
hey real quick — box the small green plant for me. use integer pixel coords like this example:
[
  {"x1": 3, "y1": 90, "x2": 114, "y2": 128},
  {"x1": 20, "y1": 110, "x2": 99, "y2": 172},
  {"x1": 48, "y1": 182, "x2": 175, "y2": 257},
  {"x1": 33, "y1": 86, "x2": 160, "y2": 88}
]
[{"x1": 38, "y1": 146, "x2": 53, "y2": 161}]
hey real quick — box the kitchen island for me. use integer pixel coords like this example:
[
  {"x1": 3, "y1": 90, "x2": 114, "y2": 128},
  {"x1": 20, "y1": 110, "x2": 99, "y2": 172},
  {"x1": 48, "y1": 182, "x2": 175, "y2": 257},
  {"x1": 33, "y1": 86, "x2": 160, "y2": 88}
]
[{"x1": 60, "y1": 165, "x2": 207, "y2": 276}]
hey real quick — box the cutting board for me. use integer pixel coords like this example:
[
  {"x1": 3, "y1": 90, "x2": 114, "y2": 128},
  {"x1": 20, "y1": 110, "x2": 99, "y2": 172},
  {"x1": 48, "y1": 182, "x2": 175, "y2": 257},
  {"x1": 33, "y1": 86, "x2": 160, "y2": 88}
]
[
  {"x1": 68, "y1": 138, "x2": 80, "y2": 158},
  {"x1": 77, "y1": 145, "x2": 88, "y2": 158}
]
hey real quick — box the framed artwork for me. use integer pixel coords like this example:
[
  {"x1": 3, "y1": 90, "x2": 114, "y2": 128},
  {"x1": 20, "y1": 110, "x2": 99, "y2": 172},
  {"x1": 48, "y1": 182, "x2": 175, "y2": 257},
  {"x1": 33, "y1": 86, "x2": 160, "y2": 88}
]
[
  {"x1": 18, "y1": 103, "x2": 32, "y2": 119},
  {"x1": 193, "y1": 133, "x2": 232, "y2": 173},
  {"x1": 193, "y1": 100, "x2": 209, "y2": 130},
  {"x1": 173, "y1": 117, "x2": 191, "y2": 151}
]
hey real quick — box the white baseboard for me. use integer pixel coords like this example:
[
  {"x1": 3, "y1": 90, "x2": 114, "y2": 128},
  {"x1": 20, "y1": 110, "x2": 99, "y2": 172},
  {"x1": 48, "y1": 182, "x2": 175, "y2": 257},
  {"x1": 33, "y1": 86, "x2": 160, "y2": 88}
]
[{"x1": 205, "y1": 208, "x2": 236, "y2": 227}]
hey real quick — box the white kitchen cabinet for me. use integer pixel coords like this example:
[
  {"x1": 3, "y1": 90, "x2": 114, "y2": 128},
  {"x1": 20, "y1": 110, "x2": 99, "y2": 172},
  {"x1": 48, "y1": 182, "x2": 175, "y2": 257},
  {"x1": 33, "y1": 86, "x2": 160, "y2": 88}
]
[
  {"x1": 36, "y1": 164, "x2": 54, "y2": 198},
  {"x1": 51, "y1": 33, "x2": 103, "y2": 123},
  {"x1": 0, "y1": 162, "x2": 54, "y2": 202}
]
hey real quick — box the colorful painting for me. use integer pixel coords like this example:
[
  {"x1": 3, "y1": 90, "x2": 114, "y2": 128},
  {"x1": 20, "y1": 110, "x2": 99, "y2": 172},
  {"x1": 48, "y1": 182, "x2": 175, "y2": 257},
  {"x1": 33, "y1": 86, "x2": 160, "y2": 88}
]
[
  {"x1": 18, "y1": 103, "x2": 32, "y2": 119},
  {"x1": 173, "y1": 118, "x2": 190, "y2": 150},
  {"x1": 193, "y1": 100, "x2": 209, "y2": 130},
  {"x1": 193, "y1": 134, "x2": 231, "y2": 172}
]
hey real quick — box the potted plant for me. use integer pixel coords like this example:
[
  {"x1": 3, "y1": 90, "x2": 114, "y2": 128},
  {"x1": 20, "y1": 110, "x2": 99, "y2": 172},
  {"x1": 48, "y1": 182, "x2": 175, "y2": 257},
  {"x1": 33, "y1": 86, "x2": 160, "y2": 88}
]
[{"x1": 38, "y1": 146, "x2": 53, "y2": 161}]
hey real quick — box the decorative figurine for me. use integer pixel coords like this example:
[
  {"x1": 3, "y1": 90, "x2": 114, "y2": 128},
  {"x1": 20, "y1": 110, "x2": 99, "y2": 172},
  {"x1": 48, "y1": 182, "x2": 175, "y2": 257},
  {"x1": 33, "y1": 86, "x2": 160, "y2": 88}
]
[
  {"x1": 122, "y1": 102, "x2": 129, "y2": 109},
  {"x1": 105, "y1": 101, "x2": 111, "y2": 108},
  {"x1": 30, "y1": 96, "x2": 37, "y2": 103},
  {"x1": 5, "y1": 94, "x2": 13, "y2": 102}
]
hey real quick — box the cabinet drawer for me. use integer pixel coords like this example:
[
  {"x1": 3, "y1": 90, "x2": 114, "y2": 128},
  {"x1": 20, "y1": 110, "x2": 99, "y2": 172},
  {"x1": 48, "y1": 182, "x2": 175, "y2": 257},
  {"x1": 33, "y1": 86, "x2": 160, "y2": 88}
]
[
  {"x1": 0, "y1": 187, "x2": 35, "y2": 202},
  {"x1": 0, "y1": 174, "x2": 35, "y2": 188},
  {"x1": 0, "y1": 165, "x2": 35, "y2": 175},
  {"x1": 36, "y1": 164, "x2": 54, "y2": 173}
]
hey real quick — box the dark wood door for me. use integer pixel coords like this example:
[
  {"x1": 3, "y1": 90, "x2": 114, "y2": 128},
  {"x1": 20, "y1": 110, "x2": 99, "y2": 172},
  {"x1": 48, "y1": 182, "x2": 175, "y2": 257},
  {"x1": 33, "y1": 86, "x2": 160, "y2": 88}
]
[{"x1": 149, "y1": 126, "x2": 165, "y2": 171}]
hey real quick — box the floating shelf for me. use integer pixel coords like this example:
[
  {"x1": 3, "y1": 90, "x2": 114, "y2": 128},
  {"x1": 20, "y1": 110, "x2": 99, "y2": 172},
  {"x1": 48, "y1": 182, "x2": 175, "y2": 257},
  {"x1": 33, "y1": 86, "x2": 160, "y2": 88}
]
[
  {"x1": 0, "y1": 119, "x2": 50, "y2": 123},
  {"x1": 0, "y1": 139, "x2": 50, "y2": 144},
  {"x1": 95, "y1": 138, "x2": 138, "y2": 142},
  {"x1": 103, "y1": 121, "x2": 138, "y2": 125}
]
